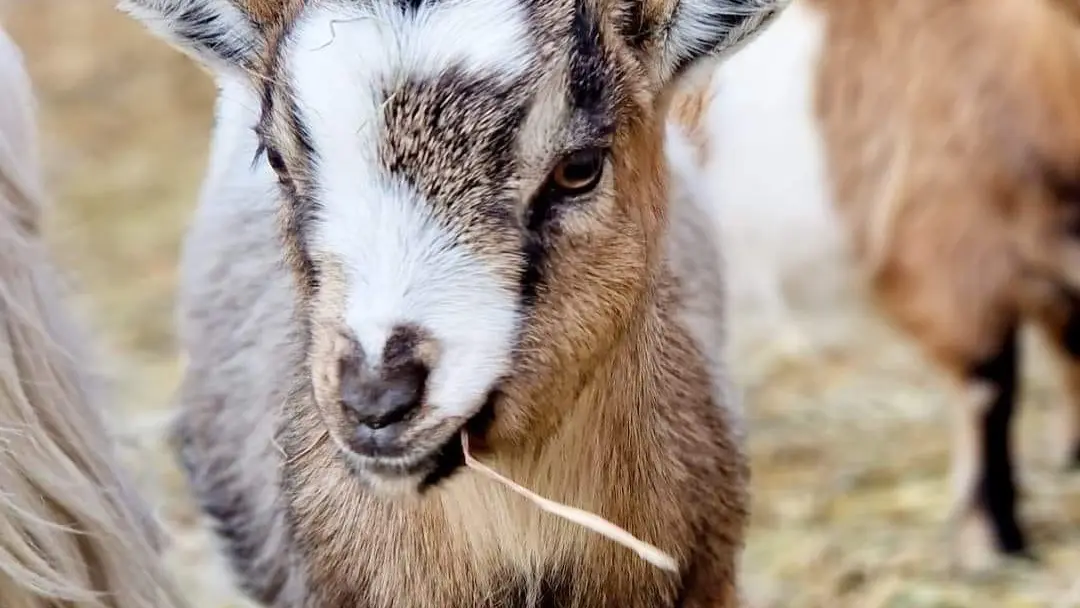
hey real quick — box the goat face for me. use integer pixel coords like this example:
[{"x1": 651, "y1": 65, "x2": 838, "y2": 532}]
[{"x1": 122, "y1": 0, "x2": 787, "y2": 494}]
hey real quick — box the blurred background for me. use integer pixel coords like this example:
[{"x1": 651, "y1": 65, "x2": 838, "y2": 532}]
[{"x1": 3, "y1": 0, "x2": 1080, "y2": 606}]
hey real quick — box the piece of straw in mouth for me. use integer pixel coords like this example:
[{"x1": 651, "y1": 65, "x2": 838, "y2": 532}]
[{"x1": 461, "y1": 432, "x2": 680, "y2": 573}]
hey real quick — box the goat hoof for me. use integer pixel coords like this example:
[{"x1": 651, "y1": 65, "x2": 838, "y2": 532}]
[
  {"x1": 1007, "y1": 548, "x2": 1039, "y2": 564},
  {"x1": 948, "y1": 510, "x2": 1034, "y2": 575}
]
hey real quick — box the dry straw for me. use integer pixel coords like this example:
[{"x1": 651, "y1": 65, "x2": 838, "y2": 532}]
[{"x1": 461, "y1": 433, "x2": 680, "y2": 573}]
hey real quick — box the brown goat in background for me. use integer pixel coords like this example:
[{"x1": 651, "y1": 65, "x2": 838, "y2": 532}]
[{"x1": 670, "y1": 0, "x2": 1080, "y2": 572}]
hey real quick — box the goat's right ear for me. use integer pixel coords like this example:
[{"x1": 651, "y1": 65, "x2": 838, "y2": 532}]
[
  {"x1": 642, "y1": 0, "x2": 789, "y2": 85},
  {"x1": 118, "y1": 0, "x2": 263, "y2": 79}
]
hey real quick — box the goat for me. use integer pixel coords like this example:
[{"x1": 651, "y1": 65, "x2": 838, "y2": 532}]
[
  {"x1": 120, "y1": 0, "x2": 786, "y2": 605},
  {"x1": 668, "y1": 0, "x2": 1080, "y2": 571},
  {"x1": 0, "y1": 25, "x2": 188, "y2": 608}
]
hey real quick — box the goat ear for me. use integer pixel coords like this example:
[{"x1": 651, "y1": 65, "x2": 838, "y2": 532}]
[
  {"x1": 647, "y1": 0, "x2": 788, "y2": 84},
  {"x1": 118, "y1": 0, "x2": 263, "y2": 80}
]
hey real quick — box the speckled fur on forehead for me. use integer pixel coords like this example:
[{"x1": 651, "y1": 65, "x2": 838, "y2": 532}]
[
  {"x1": 377, "y1": 70, "x2": 529, "y2": 245},
  {"x1": 256, "y1": 0, "x2": 643, "y2": 157},
  {"x1": 254, "y1": 0, "x2": 646, "y2": 296},
  {"x1": 370, "y1": 0, "x2": 635, "y2": 252}
]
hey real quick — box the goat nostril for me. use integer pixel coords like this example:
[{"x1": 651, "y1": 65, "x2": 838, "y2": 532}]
[
  {"x1": 365, "y1": 416, "x2": 392, "y2": 430},
  {"x1": 340, "y1": 360, "x2": 428, "y2": 430}
]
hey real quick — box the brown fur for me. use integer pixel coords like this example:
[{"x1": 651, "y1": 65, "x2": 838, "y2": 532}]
[{"x1": 809, "y1": 0, "x2": 1080, "y2": 367}]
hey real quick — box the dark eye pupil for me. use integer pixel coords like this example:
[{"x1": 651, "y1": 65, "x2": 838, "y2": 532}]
[
  {"x1": 266, "y1": 149, "x2": 286, "y2": 173},
  {"x1": 565, "y1": 154, "x2": 600, "y2": 181}
]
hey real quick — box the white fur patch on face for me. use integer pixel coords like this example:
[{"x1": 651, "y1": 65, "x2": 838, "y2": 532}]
[
  {"x1": 291, "y1": 0, "x2": 534, "y2": 83},
  {"x1": 287, "y1": 1, "x2": 532, "y2": 419}
]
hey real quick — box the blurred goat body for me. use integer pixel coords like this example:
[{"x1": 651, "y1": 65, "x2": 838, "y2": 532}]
[
  {"x1": 0, "y1": 26, "x2": 186, "y2": 608},
  {"x1": 671, "y1": 0, "x2": 1080, "y2": 570}
]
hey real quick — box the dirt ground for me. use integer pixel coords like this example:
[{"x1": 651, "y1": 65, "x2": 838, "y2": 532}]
[{"x1": 4, "y1": 1, "x2": 1080, "y2": 606}]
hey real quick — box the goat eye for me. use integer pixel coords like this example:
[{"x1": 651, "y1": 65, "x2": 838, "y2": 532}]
[
  {"x1": 549, "y1": 148, "x2": 606, "y2": 194},
  {"x1": 265, "y1": 148, "x2": 287, "y2": 174}
]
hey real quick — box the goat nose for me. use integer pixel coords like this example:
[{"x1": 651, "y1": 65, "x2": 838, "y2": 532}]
[{"x1": 339, "y1": 354, "x2": 427, "y2": 430}]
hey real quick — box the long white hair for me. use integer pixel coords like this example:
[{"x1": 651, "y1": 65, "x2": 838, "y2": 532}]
[{"x1": 0, "y1": 26, "x2": 187, "y2": 608}]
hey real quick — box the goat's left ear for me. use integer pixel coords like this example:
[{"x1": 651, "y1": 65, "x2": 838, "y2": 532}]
[
  {"x1": 643, "y1": 0, "x2": 788, "y2": 84},
  {"x1": 117, "y1": 0, "x2": 264, "y2": 82}
]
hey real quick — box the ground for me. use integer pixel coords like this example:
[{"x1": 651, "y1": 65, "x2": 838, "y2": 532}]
[{"x1": 4, "y1": 1, "x2": 1080, "y2": 606}]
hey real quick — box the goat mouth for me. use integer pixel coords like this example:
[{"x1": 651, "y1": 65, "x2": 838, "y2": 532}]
[
  {"x1": 418, "y1": 391, "x2": 498, "y2": 491},
  {"x1": 347, "y1": 392, "x2": 499, "y2": 491}
]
